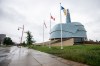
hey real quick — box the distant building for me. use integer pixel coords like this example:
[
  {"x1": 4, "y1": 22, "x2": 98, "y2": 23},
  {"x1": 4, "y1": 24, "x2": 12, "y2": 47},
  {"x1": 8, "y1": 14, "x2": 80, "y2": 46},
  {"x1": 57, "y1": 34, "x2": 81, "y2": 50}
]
[
  {"x1": 0, "y1": 34, "x2": 6, "y2": 44},
  {"x1": 50, "y1": 9, "x2": 87, "y2": 43}
]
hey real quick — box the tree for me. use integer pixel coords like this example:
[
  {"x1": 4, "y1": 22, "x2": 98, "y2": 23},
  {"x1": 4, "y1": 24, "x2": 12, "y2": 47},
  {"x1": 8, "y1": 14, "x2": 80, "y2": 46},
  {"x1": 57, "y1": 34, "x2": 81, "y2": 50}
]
[
  {"x1": 3, "y1": 37, "x2": 14, "y2": 45},
  {"x1": 22, "y1": 41, "x2": 26, "y2": 46},
  {"x1": 26, "y1": 31, "x2": 35, "y2": 45}
]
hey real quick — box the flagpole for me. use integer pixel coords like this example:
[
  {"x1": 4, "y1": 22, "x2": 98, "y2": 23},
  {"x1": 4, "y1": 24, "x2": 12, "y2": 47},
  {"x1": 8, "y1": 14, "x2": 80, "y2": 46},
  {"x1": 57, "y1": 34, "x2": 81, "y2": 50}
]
[
  {"x1": 49, "y1": 13, "x2": 51, "y2": 48},
  {"x1": 43, "y1": 22, "x2": 44, "y2": 46},
  {"x1": 60, "y1": 3, "x2": 63, "y2": 49}
]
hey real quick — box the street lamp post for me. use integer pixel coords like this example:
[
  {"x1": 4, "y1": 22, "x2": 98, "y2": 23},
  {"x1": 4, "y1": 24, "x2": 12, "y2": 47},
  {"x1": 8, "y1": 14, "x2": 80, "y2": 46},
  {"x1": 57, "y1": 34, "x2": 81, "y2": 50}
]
[{"x1": 18, "y1": 25, "x2": 24, "y2": 45}]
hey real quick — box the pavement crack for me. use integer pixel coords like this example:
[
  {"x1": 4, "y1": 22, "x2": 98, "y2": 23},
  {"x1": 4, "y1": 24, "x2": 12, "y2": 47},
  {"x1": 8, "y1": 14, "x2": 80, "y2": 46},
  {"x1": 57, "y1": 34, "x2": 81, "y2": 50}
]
[{"x1": 29, "y1": 50, "x2": 43, "y2": 66}]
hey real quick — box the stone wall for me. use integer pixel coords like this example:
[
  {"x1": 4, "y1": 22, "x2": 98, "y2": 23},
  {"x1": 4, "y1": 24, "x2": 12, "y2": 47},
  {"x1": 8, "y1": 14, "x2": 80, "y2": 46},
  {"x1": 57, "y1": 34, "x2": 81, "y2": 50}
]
[{"x1": 51, "y1": 38, "x2": 74, "y2": 46}]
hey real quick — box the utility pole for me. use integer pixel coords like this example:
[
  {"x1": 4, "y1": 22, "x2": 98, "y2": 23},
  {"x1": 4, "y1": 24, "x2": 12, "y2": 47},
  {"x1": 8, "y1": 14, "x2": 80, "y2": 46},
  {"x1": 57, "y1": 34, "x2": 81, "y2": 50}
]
[{"x1": 18, "y1": 25, "x2": 24, "y2": 44}]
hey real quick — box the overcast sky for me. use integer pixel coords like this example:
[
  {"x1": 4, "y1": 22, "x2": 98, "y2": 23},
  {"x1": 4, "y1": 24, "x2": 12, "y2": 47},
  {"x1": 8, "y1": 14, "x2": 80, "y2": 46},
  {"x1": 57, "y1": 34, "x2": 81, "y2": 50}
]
[{"x1": 0, "y1": 0, "x2": 100, "y2": 43}]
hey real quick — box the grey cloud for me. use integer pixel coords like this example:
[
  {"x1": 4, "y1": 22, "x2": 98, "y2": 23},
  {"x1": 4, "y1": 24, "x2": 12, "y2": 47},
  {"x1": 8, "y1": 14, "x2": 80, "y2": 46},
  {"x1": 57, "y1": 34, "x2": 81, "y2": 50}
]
[
  {"x1": 0, "y1": 6, "x2": 26, "y2": 24},
  {"x1": 0, "y1": 0, "x2": 100, "y2": 42}
]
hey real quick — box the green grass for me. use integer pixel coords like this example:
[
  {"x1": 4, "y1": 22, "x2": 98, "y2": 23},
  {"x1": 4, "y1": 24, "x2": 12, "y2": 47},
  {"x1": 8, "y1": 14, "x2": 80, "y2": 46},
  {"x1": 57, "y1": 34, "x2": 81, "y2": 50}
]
[{"x1": 28, "y1": 45, "x2": 100, "y2": 66}]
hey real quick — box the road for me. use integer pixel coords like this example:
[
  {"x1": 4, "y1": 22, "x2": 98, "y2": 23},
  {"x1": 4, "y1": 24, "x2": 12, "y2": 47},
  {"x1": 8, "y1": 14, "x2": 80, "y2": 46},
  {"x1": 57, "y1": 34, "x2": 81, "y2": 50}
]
[
  {"x1": 0, "y1": 47, "x2": 10, "y2": 66},
  {"x1": 0, "y1": 46, "x2": 68, "y2": 66},
  {"x1": 0, "y1": 46, "x2": 88, "y2": 66}
]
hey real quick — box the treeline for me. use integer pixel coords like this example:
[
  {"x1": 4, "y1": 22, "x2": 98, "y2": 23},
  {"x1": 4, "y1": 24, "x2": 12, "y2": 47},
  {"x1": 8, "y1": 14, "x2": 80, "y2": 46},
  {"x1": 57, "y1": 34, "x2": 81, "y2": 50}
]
[
  {"x1": 3, "y1": 37, "x2": 15, "y2": 46},
  {"x1": 2, "y1": 31, "x2": 36, "y2": 46},
  {"x1": 84, "y1": 39, "x2": 100, "y2": 44}
]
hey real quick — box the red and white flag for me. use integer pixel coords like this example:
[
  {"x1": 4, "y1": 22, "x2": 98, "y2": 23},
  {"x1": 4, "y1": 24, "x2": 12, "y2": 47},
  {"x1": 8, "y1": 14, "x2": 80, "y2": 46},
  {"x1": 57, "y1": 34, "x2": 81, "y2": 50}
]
[
  {"x1": 51, "y1": 15, "x2": 55, "y2": 21},
  {"x1": 44, "y1": 22, "x2": 47, "y2": 28}
]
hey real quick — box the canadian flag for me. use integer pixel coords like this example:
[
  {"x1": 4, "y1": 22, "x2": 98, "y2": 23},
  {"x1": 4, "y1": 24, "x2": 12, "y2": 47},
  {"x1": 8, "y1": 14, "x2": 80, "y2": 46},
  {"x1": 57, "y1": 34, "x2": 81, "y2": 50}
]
[{"x1": 51, "y1": 15, "x2": 55, "y2": 21}]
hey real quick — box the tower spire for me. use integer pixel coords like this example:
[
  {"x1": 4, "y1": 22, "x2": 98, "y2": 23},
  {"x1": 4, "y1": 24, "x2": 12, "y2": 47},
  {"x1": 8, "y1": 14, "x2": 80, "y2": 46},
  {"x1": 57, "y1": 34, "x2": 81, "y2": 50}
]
[{"x1": 66, "y1": 9, "x2": 71, "y2": 23}]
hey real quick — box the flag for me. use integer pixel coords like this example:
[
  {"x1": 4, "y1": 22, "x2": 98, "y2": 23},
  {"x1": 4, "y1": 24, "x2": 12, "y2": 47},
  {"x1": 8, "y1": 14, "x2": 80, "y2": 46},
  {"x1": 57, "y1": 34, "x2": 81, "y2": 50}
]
[
  {"x1": 51, "y1": 15, "x2": 55, "y2": 21},
  {"x1": 61, "y1": 6, "x2": 64, "y2": 10},
  {"x1": 61, "y1": 6, "x2": 67, "y2": 16},
  {"x1": 44, "y1": 22, "x2": 47, "y2": 28}
]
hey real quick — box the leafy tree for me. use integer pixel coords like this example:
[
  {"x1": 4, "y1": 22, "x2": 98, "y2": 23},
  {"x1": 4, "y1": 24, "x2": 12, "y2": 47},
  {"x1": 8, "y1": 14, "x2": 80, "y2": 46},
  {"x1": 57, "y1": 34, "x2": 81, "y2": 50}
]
[
  {"x1": 21, "y1": 41, "x2": 26, "y2": 46},
  {"x1": 3, "y1": 37, "x2": 14, "y2": 45},
  {"x1": 26, "y1": 31, "x2": 35, "y2": 45}
]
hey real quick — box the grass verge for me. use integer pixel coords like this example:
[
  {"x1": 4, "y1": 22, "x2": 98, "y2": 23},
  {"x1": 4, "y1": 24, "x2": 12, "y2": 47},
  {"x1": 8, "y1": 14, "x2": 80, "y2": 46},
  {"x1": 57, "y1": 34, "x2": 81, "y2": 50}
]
[{"x1": 28, "y1": 45, "x2": 100, "y2": 66}]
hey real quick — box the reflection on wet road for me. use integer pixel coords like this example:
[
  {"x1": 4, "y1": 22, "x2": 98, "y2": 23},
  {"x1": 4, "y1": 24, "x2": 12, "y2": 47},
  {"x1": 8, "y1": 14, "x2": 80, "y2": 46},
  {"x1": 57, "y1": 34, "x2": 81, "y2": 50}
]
[
  {"x1": 0, "y1": 46, "x2": 69, "y2": 66},
  {"x1": 0, "y1": 47, "x2": 10, "y2": 66}
]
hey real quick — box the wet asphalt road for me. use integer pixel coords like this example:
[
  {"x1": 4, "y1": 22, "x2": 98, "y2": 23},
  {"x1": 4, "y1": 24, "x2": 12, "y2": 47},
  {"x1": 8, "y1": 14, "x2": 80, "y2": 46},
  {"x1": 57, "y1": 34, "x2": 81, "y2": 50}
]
[
  {"x1": 0, "y1": 46, "x2": 88, "y2": 66},
  {"x1": 0, "y1": 46, "x2": 68, "y2": 66},
  {"x1": 0, "y1": 47, "x2": 10, "y2": 66}
]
